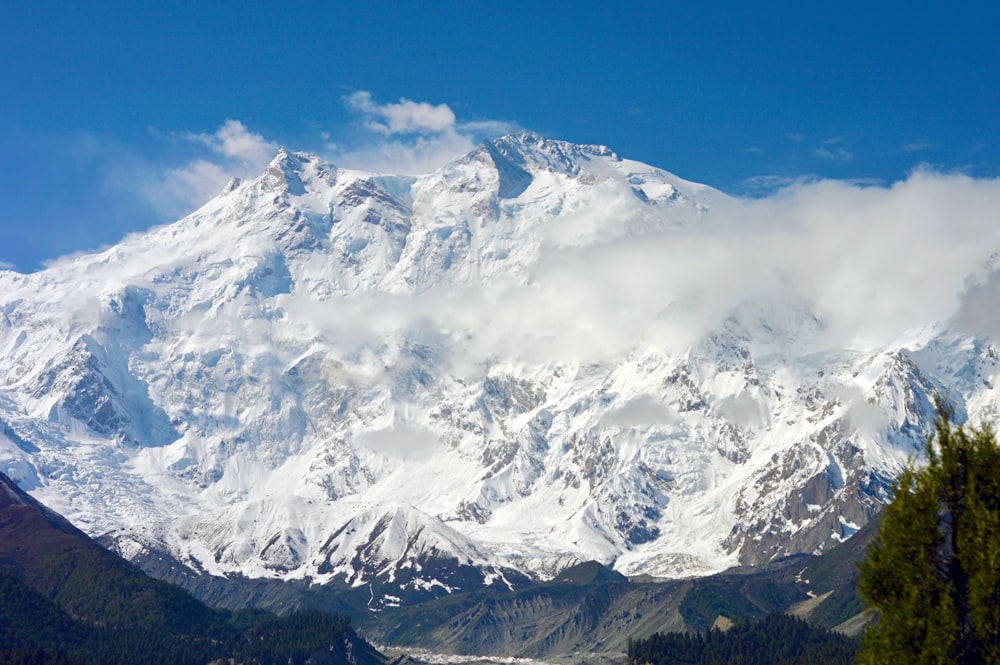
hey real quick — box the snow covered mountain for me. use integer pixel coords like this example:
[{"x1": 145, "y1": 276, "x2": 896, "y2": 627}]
[{"x1": 1, "y1": 131, "x2": 997, "y2": 606}]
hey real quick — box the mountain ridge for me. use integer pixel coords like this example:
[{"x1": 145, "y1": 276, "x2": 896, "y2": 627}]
[{"x1": 0, "y1": 132, "x2": 994, "y2": 609}]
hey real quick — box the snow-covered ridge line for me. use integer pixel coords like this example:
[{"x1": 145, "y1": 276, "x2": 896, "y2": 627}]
[{"x1": 1, "y1": 132, "x2": 997, "y2": 607}]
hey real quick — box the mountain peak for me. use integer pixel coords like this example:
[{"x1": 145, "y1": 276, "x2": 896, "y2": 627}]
[
  {"x1": 220, "y1": 176, "x2": 242, "y2": 195},
  {"x1": 436, "y1": 131, "x2": 626, "y2": 200},
  {"x1": 262, "y1": 148, "x2": 336, "y2": 195},
  {"x1": 266, "y1": 147, "x2": 325, "y2": 172},
  {"x1": 491, "y1": 130, "x2": 617, "y2": 156},
  {"x1": 550, "y1": 560, "x2": 628, "y2": 585},
  {"x1": 484, "y1": 131, "x2": 620, "y2": 175}
]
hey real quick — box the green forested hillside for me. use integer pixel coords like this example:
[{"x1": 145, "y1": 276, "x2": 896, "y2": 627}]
[
  {"x1": 0, "y1": 566, "x2": 359, "y2": 665},
  {"x1": 0, "y1": 473, "x2": 381, "y2": 665},
  {"x1": 627, "y1": 613, "x2": 858, "y2": 665}
]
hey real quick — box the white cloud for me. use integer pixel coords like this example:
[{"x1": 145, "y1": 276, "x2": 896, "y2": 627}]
[
  {"x1": 328, "y1": 131, "x2": 482, "y2": 176},
  {"x1": 726, "y1": 171, "x2": 1000, "y2": 349},
  {"x1": 356, "y1": 415, "x2": 439, "y2": 461},
  {"x1": 716, "y1": 393, "x2": 768, "y2": 429},
  {"x1": 165, "y1": 120, "x2": 278, "y2": 210},
  {"x1": 103, "y1": 120, "x2": 281, "y2": 221},
  {"x1": 345, "y1": 91, "x2": 457, "y2": 134},
  {"x1": 277, "y1": 168, "x2": 1000, "y2": 373},
  {"x1": 158, "y1": 159, "x2": 231, "y2": 212},
  {"x1": 330, "y1": 90, "x2": 517, "y2": 175},
  {"x1": 955, "y1": 259, "x2": 1000, "y2": 339},
  {"x1": 813, "y1": 146, "x2": 853, "y2": 162},
  {"x1": 601, "y1": 395, "x2": 680, "y2": 428},
  {"x1": 902, "y1": 141, "x2": 933, "y2": 152},
  {"x1": 833, "y1": 385, "x2": 890, "y2": 436},
  {"x1": 187, "y1": 119, "x2": 279, "y2": 166}
]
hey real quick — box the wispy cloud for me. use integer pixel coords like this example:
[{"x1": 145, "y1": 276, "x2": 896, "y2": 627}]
[
  {"x1": 164, "y1": 120, "x2": 279, "y2": 209},
  {"x1": 740, "y1": 174, "x2": 817, "y2": 196},
  {"x1": 902, "y1": 141, "x2": 933, "y2": 152},
  {"x1": 600, "y1": 395, "x2": 680, "y2": 428},
  {"x1": 344, "y1": 91, "x2": 457, "y2": 135},
  {"x1": 808, "y1": 135, "x2": 854, "y2": 162},
  {"x1": 184, "y1": 119, "x2": 279, "y2": 165},
  {"x1": 269, "y1": 168, "x2": 1000, "y2": 372},
  {"x1": 98, "y1": 120, "x2": 281, "y2": 223},
  {"x1": 842, "y1": 177, "x2": 885, "y2": 187},
  {"x1": 327, "y1": 90, "x2": 517, "y2": 174},
  {"x1": 813, "y1": 146, "x2": 853, "y2": 162}
]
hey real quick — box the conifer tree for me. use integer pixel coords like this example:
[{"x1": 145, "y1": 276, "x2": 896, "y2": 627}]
[{"x1": 858, "y1": 401, "x2": 1000, "y2": 664}]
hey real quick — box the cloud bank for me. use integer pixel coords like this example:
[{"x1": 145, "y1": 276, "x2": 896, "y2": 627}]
[{"x1": 270, "y1": 168, "x2": 1000, "y2": 378}]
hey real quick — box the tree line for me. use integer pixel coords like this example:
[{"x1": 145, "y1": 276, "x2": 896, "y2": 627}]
[{"x1": 627, "y1": 612, "x2": 857, "y2": 665}]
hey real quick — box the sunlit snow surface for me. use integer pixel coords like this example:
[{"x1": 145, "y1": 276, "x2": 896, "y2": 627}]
[{"x1": 1, "y1": 132, "x2": 999, "y2": 594}]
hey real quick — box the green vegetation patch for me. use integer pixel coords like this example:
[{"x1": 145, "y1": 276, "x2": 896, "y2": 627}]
[{"x1": 628, "y1": 612, "x2": 858, "y2": 665}]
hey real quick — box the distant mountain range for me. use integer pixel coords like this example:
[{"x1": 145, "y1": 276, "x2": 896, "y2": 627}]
[{"x1": 1, "y1": 131, "x2": 995, "y2": 609}]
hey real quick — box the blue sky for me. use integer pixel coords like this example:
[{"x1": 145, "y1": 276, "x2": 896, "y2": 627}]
[{"x1": 2, "y1": 1, "x2": 998, "y2": 272}]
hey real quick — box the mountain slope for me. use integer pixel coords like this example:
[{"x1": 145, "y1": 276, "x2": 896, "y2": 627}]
[
  {"x1": 0, "y1": 131, "x2": 996, "y2": 607},
  {"x1": 0, "y1": 471, "x2": 216, "y2": 632},
  {"x1": 0, "y1": 471, "x2": 383, "y2": 665},
  {"x1": 361, "y1": 516, "x2": 880, "y2": 657}
]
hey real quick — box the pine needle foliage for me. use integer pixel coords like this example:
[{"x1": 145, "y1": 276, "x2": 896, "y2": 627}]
[{"x1": 858, "y1": 400, "x2": 1000, "y2": 664}]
